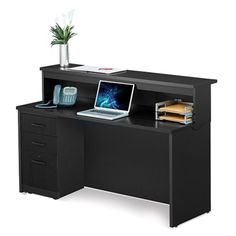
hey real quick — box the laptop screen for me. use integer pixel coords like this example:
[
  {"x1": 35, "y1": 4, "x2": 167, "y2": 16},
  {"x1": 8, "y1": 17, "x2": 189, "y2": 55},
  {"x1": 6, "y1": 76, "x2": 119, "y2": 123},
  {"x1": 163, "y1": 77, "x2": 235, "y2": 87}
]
[{"x1": 95, "y1": 80, "x2": 134, "y2": 111}]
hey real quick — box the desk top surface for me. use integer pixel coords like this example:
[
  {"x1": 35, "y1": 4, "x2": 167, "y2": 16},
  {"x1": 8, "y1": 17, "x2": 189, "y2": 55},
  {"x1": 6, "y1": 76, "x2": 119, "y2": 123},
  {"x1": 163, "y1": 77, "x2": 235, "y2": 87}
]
[
  {"x1": 40, "y1": 64, "x2": 217, "y2": 89},
  {"x1": 17, "y1": 101, "x2": 190, "y2": 134}
]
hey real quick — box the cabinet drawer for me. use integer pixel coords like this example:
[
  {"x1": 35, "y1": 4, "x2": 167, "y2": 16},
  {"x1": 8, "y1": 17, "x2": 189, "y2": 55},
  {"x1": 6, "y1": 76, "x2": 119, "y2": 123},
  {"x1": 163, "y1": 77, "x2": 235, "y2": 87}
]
[
  {"x1": 22, "y1": 158, "x2": 58, "y2": 192},
  {"x1": 21, "y1": 113, "x2": 56, "y2": 136},
  {"x1": 22, "y1": 132, "x2": 57, "y2": 160},
  {"x1": 21, "y1": 132, "x2": 58, "y2": 192}
]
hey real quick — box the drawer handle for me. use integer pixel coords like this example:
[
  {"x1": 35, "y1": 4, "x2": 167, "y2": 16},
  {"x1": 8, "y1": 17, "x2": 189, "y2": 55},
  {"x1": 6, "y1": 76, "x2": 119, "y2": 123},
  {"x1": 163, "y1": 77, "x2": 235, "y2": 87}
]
[
  {"x1": 32, "y1": 160, "x2": 46, "y2": 166},
  {"x1": 31, "y1": 123, "x2": 45, "y2": 128},
  {"x1": 32, "y1": 141, "x2": 45, "y2": 147}
]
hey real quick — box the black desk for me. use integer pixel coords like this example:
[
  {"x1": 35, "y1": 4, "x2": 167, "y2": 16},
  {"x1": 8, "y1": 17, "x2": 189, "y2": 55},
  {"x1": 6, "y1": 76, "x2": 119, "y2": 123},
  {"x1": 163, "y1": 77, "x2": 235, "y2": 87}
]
[{"x1": 17, "y1": 64, "x2": 217, "y2": 227}]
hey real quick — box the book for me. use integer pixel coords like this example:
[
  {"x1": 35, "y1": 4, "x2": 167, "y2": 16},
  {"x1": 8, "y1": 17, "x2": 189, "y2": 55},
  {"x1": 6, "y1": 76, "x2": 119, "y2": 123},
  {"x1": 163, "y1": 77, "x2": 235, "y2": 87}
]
[{"x1": 69, "y1": 65, "x2": 126, "y2": 74}]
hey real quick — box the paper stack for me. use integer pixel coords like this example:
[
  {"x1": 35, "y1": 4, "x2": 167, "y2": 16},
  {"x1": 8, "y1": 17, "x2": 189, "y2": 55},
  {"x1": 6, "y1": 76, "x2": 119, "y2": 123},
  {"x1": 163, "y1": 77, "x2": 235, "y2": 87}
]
[
  {"x1": 155, "y1": 100, "x2": 193, "y2": 125},
  {"x1": 69, "y1": 65, "x2": 126, "y2": 74}
]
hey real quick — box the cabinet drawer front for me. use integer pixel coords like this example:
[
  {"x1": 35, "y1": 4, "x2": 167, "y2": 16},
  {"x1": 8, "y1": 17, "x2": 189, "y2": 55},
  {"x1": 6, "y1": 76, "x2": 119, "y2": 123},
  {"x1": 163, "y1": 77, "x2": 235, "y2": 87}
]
[
  {"x1": 22, "y1": 132, "x2": 57, "y2": 159},
  {"x1": 21, "y1": 113, "x2": 56, "y2": 136},
  {"x1": 21, "y1": 132, "x2": 58, "y2": 192},
  {"x1": 31, "y1": 160, "x2": 57, "y2": 191},
  {"x1": 22, "y1": 158, "x2": 58, "y2": 192}
]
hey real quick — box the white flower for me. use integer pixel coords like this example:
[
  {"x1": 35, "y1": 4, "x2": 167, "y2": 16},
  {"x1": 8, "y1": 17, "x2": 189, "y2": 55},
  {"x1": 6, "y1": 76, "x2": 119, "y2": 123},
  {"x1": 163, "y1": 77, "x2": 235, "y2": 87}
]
[
  {"x1": 55, "y1": 9, "x2": 75, "y2": 28},
  {"x1": 68, "y1": 9, "x2": 75, "y2": 26}
]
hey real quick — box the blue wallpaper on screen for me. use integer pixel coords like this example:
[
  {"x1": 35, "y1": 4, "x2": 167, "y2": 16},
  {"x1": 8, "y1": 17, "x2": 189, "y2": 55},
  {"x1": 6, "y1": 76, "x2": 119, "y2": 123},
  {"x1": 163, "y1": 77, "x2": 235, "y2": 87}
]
[
  {"x1": 96, "y1": 83, "x2": 120, "y2": 109},
  {"x1": 95, "y1": 82, "x2": 133, "y2": 110}
]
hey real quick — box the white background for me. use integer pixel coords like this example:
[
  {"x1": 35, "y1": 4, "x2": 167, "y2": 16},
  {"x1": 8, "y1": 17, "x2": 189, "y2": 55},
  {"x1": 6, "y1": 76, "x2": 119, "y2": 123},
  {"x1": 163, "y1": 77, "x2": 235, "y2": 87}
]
[{"x1": 0, "y1": 0, "x2": 235, "y2": 235}]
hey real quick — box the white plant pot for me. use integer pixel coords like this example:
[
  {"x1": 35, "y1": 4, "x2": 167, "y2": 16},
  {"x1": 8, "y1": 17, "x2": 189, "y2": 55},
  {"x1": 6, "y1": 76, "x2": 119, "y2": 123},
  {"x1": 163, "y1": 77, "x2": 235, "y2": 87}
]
[{"x1": 60, "y1": 44, "x2": 69, "y2": 68}]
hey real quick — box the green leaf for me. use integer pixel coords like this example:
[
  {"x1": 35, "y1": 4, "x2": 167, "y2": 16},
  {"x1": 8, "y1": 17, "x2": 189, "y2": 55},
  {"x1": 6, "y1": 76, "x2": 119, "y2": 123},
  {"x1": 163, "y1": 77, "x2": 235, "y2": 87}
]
[
  {"x1": 55, "y1": 23, "x2": 64, "y2": 38},
  {"x1": 50, "y1": 23, "x2": 77, "y2": 45},
  {"x1": 50, "y1": 27, "x2": 62, "y2": 40},
  {"x1": 51, "y1": 39, "x2": 65, "y2": 46}
]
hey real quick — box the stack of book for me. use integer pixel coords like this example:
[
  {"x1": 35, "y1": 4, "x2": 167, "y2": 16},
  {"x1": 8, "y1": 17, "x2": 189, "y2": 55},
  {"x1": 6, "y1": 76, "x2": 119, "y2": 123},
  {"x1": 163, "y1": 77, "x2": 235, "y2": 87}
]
[{"x1": 155, "y1": 99, "x2": 193, "y2": 125}]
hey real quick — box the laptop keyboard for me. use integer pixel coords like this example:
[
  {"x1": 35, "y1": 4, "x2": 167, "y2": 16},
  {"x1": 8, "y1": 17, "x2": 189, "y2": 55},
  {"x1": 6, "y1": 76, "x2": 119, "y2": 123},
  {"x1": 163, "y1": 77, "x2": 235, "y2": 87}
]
[{"x1": 90, "y1": 109, "x2": 123, "y2": 116}]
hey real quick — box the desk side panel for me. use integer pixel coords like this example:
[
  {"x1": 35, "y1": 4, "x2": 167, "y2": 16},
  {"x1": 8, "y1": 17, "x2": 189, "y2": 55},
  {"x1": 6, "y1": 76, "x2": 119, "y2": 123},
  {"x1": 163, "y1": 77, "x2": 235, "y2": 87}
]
[
  {"x1": 193, "y1": 85, "x2": 211, "y2": 129},
  {"x1": 57, "y1": 118, "x2": 85, "y2": 197},
  {"x1": 170, "y1": 124, "x2": 210, "y2": 227},
  {"x1": 18, "y1": 112, "x2": 23, "y2": 192}
]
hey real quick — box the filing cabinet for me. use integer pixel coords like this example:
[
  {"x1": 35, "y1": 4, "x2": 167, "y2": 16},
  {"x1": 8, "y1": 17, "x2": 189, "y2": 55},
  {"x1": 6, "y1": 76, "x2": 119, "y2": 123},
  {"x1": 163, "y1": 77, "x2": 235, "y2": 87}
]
[{"x1": 18, "y1": 111, "x2": 84, "y2": 199}]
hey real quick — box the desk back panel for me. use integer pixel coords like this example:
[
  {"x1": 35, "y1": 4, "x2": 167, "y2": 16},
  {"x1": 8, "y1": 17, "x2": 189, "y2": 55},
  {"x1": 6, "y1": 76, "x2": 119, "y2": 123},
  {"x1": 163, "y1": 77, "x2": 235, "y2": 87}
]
[{"x1": 84, "y1": 123, "x2": 169, "y2": 204}]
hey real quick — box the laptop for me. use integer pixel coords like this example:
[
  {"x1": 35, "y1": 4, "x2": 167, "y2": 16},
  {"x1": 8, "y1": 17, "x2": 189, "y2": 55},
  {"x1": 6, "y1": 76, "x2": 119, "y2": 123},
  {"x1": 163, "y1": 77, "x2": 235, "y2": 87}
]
[{"x1": 77, "y1": 80, "x2": 135, "y2": 120}]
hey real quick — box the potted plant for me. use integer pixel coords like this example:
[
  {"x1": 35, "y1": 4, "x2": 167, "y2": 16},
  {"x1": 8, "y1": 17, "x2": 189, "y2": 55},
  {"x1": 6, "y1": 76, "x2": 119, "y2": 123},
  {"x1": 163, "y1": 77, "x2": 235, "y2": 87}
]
[{"x1": 50, "y1": 13, "x2": 77, "y2": 68}]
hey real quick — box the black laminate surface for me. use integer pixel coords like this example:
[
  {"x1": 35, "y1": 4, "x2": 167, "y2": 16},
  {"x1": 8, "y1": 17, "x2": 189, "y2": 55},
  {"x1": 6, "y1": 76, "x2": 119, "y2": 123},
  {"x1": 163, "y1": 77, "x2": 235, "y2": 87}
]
[
  {"x1": 40, "y1": 64, "x2": 217, "y2": 89},
  {"x1": 17, "y1": 63, "x2": 216, "y2": 227},
  {"x1": 17, "y1": 101, "x2": 189, "y2": 134}
]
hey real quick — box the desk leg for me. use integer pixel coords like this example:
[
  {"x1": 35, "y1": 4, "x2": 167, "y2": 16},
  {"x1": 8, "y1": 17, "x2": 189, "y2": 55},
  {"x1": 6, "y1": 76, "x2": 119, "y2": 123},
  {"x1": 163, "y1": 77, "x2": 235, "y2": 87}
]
[{"x1": 169, "y1": 124, "x2": 211, "y2": 227}]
